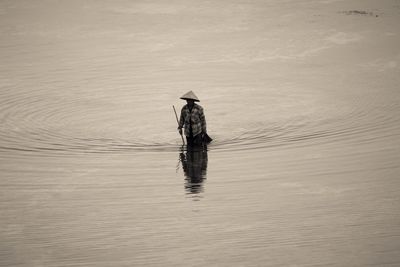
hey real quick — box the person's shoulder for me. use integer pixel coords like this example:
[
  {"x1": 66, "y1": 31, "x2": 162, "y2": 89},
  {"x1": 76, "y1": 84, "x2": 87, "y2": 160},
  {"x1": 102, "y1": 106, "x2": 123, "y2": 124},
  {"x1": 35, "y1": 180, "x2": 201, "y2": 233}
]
[
  {"x1": 194, "y1": 103, "x2": 203, "y2": 110},
  {"x1": 181, "y1": 104, "x2": 188, "y2": 110}
]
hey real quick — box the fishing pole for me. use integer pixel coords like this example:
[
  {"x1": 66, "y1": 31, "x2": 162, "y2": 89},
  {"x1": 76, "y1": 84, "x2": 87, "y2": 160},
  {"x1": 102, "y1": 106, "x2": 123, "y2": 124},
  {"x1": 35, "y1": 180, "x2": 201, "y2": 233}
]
[{"x1": 173, "y1": 105, "x2": 185, "y2": 145}]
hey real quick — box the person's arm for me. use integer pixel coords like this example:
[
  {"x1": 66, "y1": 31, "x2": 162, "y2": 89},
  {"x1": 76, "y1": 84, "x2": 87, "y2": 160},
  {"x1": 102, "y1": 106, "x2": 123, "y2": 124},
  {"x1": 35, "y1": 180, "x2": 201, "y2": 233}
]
[
  {"x1": 178, "y1": 107, "x2": 185, "y2": 134},
  {"x1": 200, "y1": 108, "x2": 207, "y2": 134}
]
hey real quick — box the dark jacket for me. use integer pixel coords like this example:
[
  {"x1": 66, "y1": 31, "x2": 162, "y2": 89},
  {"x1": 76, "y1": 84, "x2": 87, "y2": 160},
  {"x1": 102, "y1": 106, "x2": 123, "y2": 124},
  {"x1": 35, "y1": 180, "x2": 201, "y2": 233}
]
[{"x1": 179, "y1": 104, "x2": 207, "y2": 137}]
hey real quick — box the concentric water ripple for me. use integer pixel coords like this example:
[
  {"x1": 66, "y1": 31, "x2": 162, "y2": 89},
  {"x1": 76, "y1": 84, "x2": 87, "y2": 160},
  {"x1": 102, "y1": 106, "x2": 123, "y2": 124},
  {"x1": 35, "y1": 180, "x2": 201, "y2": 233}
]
[{"x1": 1, "y1": 85, "x2": 399, "y2": 156}]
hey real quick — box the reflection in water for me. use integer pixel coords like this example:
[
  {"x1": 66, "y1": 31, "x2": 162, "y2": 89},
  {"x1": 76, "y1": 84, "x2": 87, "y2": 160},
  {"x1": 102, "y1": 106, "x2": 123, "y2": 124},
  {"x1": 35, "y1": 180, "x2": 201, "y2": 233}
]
[{"x1": 180, "y1": 147, "x2": 208, "y2": 197}]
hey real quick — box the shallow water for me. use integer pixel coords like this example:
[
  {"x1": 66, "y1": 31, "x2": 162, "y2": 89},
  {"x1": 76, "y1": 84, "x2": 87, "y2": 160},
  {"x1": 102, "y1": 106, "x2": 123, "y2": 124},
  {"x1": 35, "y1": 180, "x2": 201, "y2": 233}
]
[{"x1": 1, "y1": 0, "x2": 400, "y2": 266}]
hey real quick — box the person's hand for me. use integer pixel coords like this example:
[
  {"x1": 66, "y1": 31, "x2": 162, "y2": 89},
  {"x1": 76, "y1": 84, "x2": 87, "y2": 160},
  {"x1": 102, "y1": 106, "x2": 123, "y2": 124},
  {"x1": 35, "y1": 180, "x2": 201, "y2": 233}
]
[{"x1": 178, "y1": 128, "x2": 182, "y2": 135}]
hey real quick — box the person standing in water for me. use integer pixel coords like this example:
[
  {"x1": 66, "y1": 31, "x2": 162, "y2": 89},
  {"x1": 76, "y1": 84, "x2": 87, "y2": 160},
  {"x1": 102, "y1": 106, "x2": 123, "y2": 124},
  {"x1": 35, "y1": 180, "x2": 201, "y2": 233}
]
[{"x1": 178, "y1": 91, "x2": 209, "y2": 147}]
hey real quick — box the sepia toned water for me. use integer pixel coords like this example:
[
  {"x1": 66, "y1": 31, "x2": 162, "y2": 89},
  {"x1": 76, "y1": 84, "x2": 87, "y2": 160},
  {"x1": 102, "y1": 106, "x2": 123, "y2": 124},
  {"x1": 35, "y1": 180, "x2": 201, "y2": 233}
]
[{"x1": 1, "y1": 0, "x2": 400, "y2": 266}]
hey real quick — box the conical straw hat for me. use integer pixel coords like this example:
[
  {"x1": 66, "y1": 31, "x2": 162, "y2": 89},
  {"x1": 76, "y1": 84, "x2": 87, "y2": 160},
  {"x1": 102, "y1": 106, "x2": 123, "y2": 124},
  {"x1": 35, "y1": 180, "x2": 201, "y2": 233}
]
[{"x1": 180, "y1": 90, "x2": 200, "y2": 102}]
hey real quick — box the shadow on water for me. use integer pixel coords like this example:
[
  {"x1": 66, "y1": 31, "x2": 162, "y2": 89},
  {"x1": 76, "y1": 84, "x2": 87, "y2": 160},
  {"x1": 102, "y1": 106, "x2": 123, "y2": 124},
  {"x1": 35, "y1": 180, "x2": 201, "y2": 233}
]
[{"x1": 179, "y1": 146, "x2": 208, "y2": 199}]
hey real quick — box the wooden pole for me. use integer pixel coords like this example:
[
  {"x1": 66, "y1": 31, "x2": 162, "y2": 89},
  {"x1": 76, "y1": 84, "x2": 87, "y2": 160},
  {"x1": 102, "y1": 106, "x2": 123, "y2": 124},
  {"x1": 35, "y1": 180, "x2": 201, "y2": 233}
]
[{"x1": 173, "y1": 105, "x2": 185, "y2": 145}]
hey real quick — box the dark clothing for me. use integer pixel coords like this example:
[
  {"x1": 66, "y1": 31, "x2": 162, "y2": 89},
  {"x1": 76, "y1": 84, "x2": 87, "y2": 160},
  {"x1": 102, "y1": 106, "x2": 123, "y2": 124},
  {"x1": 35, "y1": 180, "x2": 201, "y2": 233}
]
[
  {"x1": 186, "y1": 134, "x2": 203, "y2": 147},
  {"x1": 179, "y1": 104, "x2": 207, "y2": 137}
]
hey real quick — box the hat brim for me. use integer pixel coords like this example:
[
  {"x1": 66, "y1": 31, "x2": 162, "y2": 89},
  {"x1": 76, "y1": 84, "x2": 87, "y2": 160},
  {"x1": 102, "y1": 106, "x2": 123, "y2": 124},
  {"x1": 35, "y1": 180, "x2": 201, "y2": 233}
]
[{"x1": 180, "y1": 97, "x2": 200, "y2": 102}]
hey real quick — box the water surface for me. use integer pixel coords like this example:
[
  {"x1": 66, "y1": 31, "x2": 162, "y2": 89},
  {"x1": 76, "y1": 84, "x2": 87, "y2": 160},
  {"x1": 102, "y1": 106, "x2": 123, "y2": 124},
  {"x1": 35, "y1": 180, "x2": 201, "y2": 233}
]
[{"x1": 1, "y1": 0, "x2": 400, "y2": 266}]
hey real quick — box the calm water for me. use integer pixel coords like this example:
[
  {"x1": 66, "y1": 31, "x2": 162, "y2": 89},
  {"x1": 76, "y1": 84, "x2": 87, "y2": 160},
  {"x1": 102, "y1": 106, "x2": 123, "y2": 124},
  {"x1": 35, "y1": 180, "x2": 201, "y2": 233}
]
[{"x1": 1, "y1": 1, "x2": 400, "y2": 266}]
